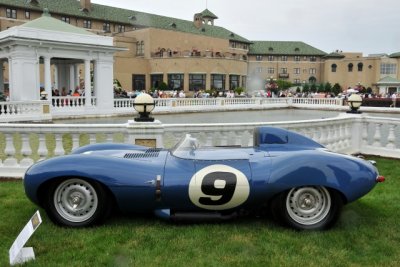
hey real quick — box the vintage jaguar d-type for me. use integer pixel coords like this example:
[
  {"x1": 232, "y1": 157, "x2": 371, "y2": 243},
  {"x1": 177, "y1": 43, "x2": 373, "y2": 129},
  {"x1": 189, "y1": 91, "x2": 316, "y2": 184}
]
[{"x1": 24, "y1": 127, "x2": 384, "y2": 230}]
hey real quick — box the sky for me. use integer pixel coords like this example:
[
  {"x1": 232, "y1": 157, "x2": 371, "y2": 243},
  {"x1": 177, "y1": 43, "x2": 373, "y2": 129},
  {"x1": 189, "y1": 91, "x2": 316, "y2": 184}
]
[{"x1": 92, "y1": 0, "x2": 400, "y2": 55}]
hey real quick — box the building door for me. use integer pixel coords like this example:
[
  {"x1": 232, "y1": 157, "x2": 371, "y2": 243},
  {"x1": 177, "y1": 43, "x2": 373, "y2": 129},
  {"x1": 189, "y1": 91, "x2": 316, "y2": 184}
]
[{"x1": 132, "y1": 75, "x2": 145, "y2": 91}]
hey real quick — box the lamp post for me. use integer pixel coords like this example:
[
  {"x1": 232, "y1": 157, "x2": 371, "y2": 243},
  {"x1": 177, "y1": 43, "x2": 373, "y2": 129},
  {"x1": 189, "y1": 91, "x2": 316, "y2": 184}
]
[
  {"x1": 133, "y1": 93, "x2": 155, "y2": 122},
  {"x1": 347, "y1": 93, "x2": 362, "y2": 114}
]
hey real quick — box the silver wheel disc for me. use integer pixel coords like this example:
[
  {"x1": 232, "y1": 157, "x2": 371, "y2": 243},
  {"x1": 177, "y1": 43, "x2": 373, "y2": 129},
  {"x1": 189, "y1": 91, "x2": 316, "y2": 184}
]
[
  {"x1": 53, "y1": 179, "x2": 98, "y2": 223},
  {"x1": 286, "y1": 186, "x2": 331, "y2": 226}
]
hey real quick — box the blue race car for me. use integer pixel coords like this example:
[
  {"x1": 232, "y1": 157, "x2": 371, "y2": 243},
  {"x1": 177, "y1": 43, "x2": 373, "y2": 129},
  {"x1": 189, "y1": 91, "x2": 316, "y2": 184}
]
[{"x1": 24, "y1": 127, "x2": 384, "y2": 230}]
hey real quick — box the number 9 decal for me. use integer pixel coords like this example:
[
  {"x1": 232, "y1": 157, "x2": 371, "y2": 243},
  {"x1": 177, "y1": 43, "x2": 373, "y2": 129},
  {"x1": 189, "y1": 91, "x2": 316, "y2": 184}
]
[{"x1": 189, "y1": 165, "x2": 250, "y2": 210}]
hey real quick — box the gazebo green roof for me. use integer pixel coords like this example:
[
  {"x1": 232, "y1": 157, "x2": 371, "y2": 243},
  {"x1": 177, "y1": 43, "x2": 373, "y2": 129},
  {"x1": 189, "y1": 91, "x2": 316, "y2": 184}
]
[
  {"x1": 22, "y1": 9, "x2": 95, "y2": 35},
  {"x1": 377, "y1": 76, "x2": 400, "y2": 84},
  {"x1": 0, "y1": 0, "x2": 250, "y2": 43},
  {"x1": 248, "y1": 41, "x2": 326, "y2": 56},
  {"x1": 200, "y1": 9, "x2": 218, "y2": 19}
]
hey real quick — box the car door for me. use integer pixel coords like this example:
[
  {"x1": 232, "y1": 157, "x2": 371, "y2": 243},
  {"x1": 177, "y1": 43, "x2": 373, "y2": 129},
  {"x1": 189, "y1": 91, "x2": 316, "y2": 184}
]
[{"x1": 189, "y1": 159, "x2": 252, "y2": 211}]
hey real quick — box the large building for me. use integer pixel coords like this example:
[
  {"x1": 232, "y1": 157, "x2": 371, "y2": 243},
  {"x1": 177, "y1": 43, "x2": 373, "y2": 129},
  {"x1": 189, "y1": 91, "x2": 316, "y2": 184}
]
[{"x1": 0, "y1": 0, "x2": 399, "y2": 95}]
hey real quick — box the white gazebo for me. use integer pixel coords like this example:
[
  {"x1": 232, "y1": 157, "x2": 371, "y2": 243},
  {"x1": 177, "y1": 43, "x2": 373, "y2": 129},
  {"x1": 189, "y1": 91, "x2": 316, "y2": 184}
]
[
  {"x1": 376, "y1": 76, "x2": 400, "y2": 96},
  {"x1": 0, "y1": 9, "x2": 124, "y2": 113}
]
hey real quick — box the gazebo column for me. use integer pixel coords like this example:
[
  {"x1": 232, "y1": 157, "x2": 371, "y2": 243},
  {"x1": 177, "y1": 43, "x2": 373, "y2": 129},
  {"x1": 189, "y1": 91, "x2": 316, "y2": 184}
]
[
  {"x1": 69, "y1": 64, "x2": 75, "y2": 92},
  {"x1": 74, "y1": 64, "x2": 80, "y2": 90},
  {"x1": 9, "y1": 51, "x2": 40, "y2": 101},
  {"x1": 0, "y1": 60, "x2": 4, "y2": 94},
  {"x1": 53, "y1": 64, "x2": 59, "y2": 90},
  {"x1": 94, "y1": 57, "x2": 114, "y2": 110},
  {"x1": 44, "y1": 56, "x2": 52, "y2": 99},
  {"x1": 84, "y1": 59, "x2": 92, "y2": 106}
]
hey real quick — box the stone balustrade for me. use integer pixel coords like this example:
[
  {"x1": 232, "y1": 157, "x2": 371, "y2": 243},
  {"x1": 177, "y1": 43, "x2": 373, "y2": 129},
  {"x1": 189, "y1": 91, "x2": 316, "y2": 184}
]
[
  {"x1": 0, "y1": 114, "x2": 399, "y2": 178},
  {"x1": 0, "y1": 97, "x2": 345, "y2": 121},
  {"x1": 0, "y1": 101, "x2": 51, "y2": 122}
]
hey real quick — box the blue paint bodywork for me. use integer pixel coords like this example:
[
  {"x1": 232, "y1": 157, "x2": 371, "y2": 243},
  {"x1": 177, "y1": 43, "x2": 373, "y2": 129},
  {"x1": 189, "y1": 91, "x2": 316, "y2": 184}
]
[{"x1": 24, "y1": 127, "x2": 379, "y2": 217}]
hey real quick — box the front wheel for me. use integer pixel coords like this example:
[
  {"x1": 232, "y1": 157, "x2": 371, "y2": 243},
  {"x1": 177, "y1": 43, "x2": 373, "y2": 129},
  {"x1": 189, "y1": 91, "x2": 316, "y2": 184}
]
[
  {"x1": 271, "y1": 186, "x2": 342, "y2": 230},
  {"x1": 45, "y1": 178, "x2": 110, "y2": 227}
]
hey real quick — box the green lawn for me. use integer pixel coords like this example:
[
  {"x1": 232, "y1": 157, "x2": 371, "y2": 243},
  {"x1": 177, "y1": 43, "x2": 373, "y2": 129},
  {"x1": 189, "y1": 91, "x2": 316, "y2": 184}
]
[{"x1": 1, "y1": 157, "x2": 399, "y2": 267}]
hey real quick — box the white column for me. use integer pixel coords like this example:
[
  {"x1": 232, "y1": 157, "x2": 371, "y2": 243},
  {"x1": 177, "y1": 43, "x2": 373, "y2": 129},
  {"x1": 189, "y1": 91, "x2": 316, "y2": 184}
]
[
  {"x1": 9, "y1": 53, "x2": 40, "y2": 101},
  {"x1": 69, "y1": 64, "x2": 75, "y2": 92},
  {"x1": 54, "y1": 64, "x2": 59, "y2": 89},
  {"x1": 44, "y1": 56, "x2": 52, "y2": 99},
  {"x1": 0, "y1": 60, "x2": 4, "y2": 93},
  {"x1": 94, "y1": 57, "x2": 114, "y2": 110},
  {"x1": 74, "y1": 64, "x2": 80, "y2": 89},
  {"x1": 84, "y1": 59, "x2": 92, "y2": 106},
  {"x1": 8, "y1": 57, "x2": 13, "y2": 100}
]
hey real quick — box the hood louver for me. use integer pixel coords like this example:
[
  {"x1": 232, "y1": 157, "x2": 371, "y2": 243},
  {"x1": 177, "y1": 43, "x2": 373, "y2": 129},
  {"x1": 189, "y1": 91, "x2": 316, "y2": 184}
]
[{"x1": 124, "y1": 148, "x2": 161, "y2": 159}]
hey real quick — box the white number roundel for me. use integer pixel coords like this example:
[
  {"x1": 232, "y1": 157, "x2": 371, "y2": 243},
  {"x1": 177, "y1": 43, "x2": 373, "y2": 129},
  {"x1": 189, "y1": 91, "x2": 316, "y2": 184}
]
[{"x1": 188, "y1": 164, "x2": 250, "y2": 210}]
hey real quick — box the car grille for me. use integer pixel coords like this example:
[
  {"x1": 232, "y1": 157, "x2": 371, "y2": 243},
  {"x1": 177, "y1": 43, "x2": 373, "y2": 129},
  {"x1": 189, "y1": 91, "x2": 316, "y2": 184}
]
[{"x1": 123, "y1": 148, "x2": 162, "y2": 159}]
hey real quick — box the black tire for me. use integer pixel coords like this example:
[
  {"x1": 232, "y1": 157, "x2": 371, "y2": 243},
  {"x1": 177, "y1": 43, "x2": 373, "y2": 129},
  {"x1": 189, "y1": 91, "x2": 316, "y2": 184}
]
[
  {"x1": 271, "y1": 186, "x2": 342, "y2": 230},
  {"x1": 45, "y1": 178, "x2": 111, "y2": 227}
]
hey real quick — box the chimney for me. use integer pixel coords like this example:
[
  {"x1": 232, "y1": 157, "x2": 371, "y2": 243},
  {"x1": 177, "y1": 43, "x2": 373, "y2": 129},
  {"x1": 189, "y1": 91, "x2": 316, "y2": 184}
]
[
  {"x1": 193, "y1": 13, "x2": 203, "y2": 29},
  {"x1": 80, "y1": 0, "x2": 91, "y2": 12}
]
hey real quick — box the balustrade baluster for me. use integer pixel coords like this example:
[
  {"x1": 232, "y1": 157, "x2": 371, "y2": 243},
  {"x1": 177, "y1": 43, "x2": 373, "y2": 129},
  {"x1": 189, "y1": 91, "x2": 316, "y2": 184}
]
[
  {"x1": 54, "y1": 133, "x2": 65, "y2": 156},
  {"x1": 37, "y1": 133, "x2": 48, "y2": 159},
  {"x1": 71, "y1": 133, "x2": 80, "y2": 151},
  {"x1": 372, "y1": 124, "x2": 382, "y2": 147},
  {"x1": 4, "y1": 133, "x2": 16, "y2": 157},
  {"x1": 20, "y1": 133, "x2": 32, "y2": 157},
  {"x1": 88, "y1": 133, "x2": 97, "y2": 144},
  {"x1": 361, "y1": 122, "x2": 369, "y2": 146},
  {"x1": 386, "y1": 124, "x2": 396, "y2": 149},
  {"x1": 106, "y1": 133, "x2": 114, "y2": 143}
]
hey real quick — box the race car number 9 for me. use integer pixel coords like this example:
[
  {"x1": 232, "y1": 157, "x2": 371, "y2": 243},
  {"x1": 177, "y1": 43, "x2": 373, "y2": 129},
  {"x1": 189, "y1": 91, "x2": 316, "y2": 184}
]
[{"x1": 189, "y1": 165, "x2": 250, "y2": 210}]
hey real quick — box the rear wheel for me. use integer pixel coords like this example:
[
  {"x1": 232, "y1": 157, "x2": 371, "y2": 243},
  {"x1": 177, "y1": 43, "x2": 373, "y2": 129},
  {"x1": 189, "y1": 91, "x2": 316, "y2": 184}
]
[
  {"x1": 271, "y1": 186, "x2": 342, "y2": 230},
  {"x1": 45, "y1": 178, "x2": 110, "y2": 227}
]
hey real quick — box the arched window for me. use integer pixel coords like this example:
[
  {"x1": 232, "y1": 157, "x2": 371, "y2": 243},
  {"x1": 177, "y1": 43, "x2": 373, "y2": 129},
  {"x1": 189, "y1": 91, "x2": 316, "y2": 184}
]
[
  {"x1": 309, "y1": 76, "x2": 317, "y2": 84},
  {"x1": 348, "y1": 63, "x2": 353, "y2": 72},
  {"x1": 331, "y1": 64, "x2": 337, "y2": 72},
  {"x1": 358, "y1": 62, "x2": 363, "y2": 72}
]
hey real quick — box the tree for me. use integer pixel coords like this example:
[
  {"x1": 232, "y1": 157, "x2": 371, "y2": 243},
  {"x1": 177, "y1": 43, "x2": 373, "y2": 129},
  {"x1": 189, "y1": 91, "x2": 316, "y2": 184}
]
[
  {"x1": 310, "y1": 84, "x2": 317, "y2": 93},
  {"x1": 276, "y1": 79, "x2": 292, "y2": 90},
  {"x1": 317, "y1": 83, "x2": 325, "y2": 93},
  {"x1": 0, "y1": 91, "x2": 5, "y2": 101},
  {"x1": 324, "y1": 82, "x2": 332, "y2": 93},
  {"x1": 296, "y1": 87, "x2": 301, "y2": 93},
  {"x1": 303, "y1": 83, "x2": 310, "y2": 93},
  {"x1": 332, "y1": 83, "x2": 341, "y2": 96}
]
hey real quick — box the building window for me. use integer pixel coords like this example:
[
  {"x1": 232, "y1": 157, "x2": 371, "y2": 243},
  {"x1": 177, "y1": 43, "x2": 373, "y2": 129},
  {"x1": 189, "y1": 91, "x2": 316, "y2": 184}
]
[
  {"x1": 294, "y1": 56, "x2": 301, "y2": 62},
  {"x1": 229, "y1": 75, "x2": 240, "y2": 90},
  {"x1": 380, "y1": 63, "x2": 397, "y2": 75},
  {"x1": 331, "y1": 64, "x2": 337, "y2": 72},
  {"x1": 281, "y1": 56, "x2": 288, "y2": 61},
  {"x1": 136, "y1": 41, "x2": 144, "y2": 56},
  {"x1": 151, "y1": 74, "x2": 163, "y2": 89},
  {"x1": 358, "y1": 62, "x2": 363, "y2": 72},
  {"x1": 309, "y1": 68, "x2": 316, "y2": 74},
  {"x1": 168, "y1": 74, "x2": 184, "y2": 90},
  {"x1": 294, "y1": 68, "x2": 300, "y2": 74},
  {"x1": 267, "y1": 68, "x2": 274, "y2": 74},
  {"x1": 310, "y1": 56, "x2": 317, "y2": 62},
  {"x1": 61, "y1": 16, "x2": 70, "y2": 24},
  {"x1": 132, "y1": 75, "x2": 146, "y2": 91},
  {"x1": 117, "y1": 25, "x2": 125, "y2": 33},
  {"x1": 83, "y1": 20, "x2": 92, "y2": 29},
  {"x1": 256, "y1": 67, "x2": 263, "y2": 73},
  {"x1": 103, "y1": 22, "x2": 111, "y2": 32},
  {"x1": 6, "y1": 8, "x2": 17, "y2": 19},
  {"x1": 211, "y1": 74, "x2": 225, "y2": 91},
  {"x1": 256, "y1": 55, "x2": 263, "y2": 61},
  {"x1": 189, "y1": 74, "x2": 206, "y2": 91},
  {"x1": 268, "y1": 55, "x2": 274, "y2": 61},
  {"x1": 241, "y1": 76, "x2": 247, "y2": 88},
  {"x1": 280, "y1": 68, "x2": 288, "y2": 74},
  {"x1": 348, "y1": 63, "x2": 353, "y2": 72},
  {"x1": 294, "y1": 79, "x2": 301, "y2": 84},
  {"x1": 25, "y1": 10, "x2": 30, "y2": 19}
]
